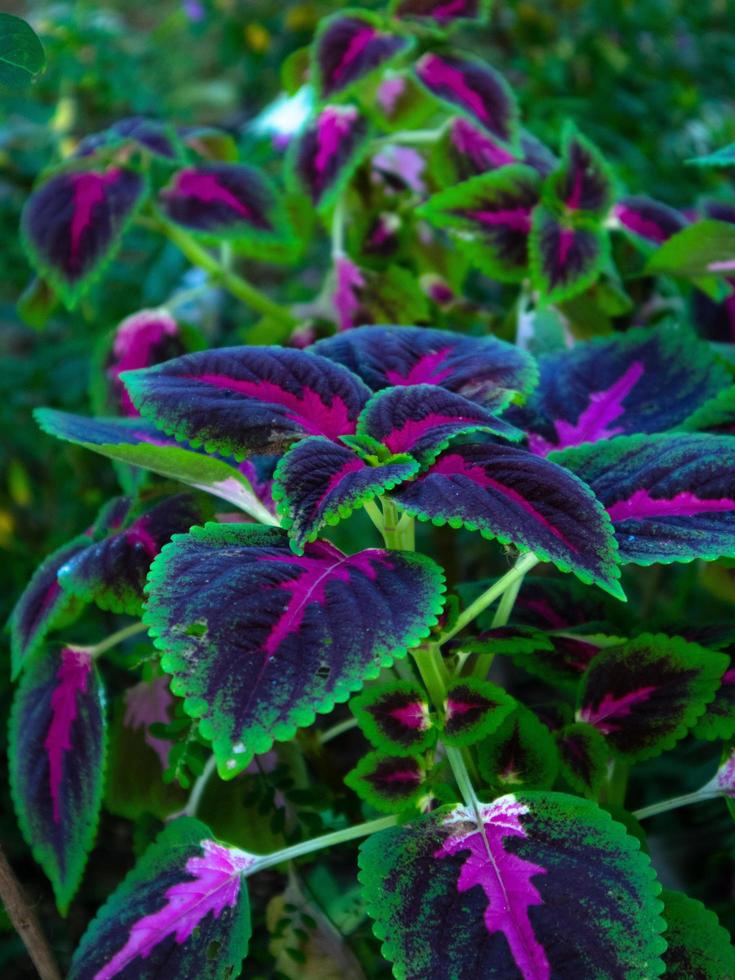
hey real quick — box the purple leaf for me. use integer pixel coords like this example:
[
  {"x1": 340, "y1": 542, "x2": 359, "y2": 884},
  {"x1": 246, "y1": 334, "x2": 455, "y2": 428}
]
[
  {"x1": 143, "y1": 525, "x2": 446, "y2": 776},
  {"x1": 121, "y1": 346, "x2": 372, "y2": 458},
  {"x1": 393, "y1": 441, "x2": 623, "y2": 598},
  {"x1": 414, "y1": 52, "x2": 518, "y2": 143},
  {"x1": 544, "y1": 124, "x2": 615, "y2": 218},
  {"x1": 391, "y1": 0, "x2": 492, "y2": 25},
  {"x1": 124, "y1": 676, "x2": 174, "y2": 768},
  {"x1": 21, "y1": 167, "x2": 145, "y2": 306},
  {"x1": 290, "y1": 104, "x2": 369, "y2": 208},
  {"x1": 75, "y1": 117, "x2": 178, "y2": 160},
  {"x1": 333, "y1": 256, "x2": 366, "y2": 331},
  {"x1": 443, "y1": 118, "x2": 556, "y2": 181},
  {"x1": 351, "y1": 680, "x2": 435, "y2": 755},
  {"x1": 359, "y1": 794, "x2": 666, "y2": 979},
  {"x1": 556, "y1": 722, "x2": 609, "y2": 797},
  {"x1": 68, "y1": 818, "x2": 253, "y2": 979},
  {"x1": 346, "y1": 752, "x2": 426, "y2": 812},
  {"x1": 9, "y1": 648, "x2": 105, "y2": 913},
  {"x1": 314, "y1": 12, "x2": 410, "y2": 99},
  {"x1": 529, "y1": 204, "x2": 607, "y2": 303},
  {"x1": 477, "y1": 705, "x2": 560, "y2": 791},
  {"x1": 313, "y1": 325, "x2": 537, "y2": 412},
  {"x1": 442, "y1": 677, "x2": 516, "y2": 746},
  {"x1": 613, "y1": 195, "x2": 687, "y2": 247}
]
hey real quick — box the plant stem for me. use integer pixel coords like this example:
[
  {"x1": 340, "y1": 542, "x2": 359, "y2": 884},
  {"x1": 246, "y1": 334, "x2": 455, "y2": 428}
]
[
  {"x1": 633, "y1": 788, "x2": 723, "y2": 821},
  {"x1": 604, "y1": 760, "x2": 629, "y2": 808},
  {"x1": 71, "y1": 621, "x2": 149, "y2": 659},
  {"x1": 0, "y1": 844, "x2": 62, "y2": 980},
  {"x1": 444, "y1": 746, "x2": 483, "y2": 811},
  {"x1": 412, "y1": 642, "x2": 450, "y2": 708},
  {"x1": 373, "y1": 128, "x2": 445, "y2": 146},
  {"x1": 470, "y1": 569, "x2": 527, "y2": 680},
  {"x1": 184, "y1": 754, "x2": 218, "y2": 818},
  {"x1": 380, "y1": 496, "x2": 401, "y2": 549},
  {"x1": 154, "y1": 219, "x2": 295, "y2": 327},
  {"x1": 245, "y1": 816, "x2": 397, "y2": 876},
  {"x1": 319, "y1": 717, "x2": 358, "y2": 745},
  {"x1": 440, "y1": 552, "x2": 539, "y2": 646},
  {"x1": 363, "y1": 498, "x2": 385, "y2": 537},
  {"x1": 331, "y1": 196, "x2": 346, "y2": 260}
]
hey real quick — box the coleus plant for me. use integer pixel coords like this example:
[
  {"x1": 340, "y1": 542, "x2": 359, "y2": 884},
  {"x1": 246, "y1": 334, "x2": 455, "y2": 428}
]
[{"x1": 10, "y1": 2, "x2": 735, "y2": 978}]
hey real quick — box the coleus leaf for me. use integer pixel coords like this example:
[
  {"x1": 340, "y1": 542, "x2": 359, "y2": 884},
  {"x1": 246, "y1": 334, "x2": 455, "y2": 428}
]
[
  {"x1": 346, "y1": 751, "x2": 426, "y2": 813},
  {"x1": 529, "y1": 204, "x2": 607, "y2": 304},
  {"x1": 418, "y1": 165, "x2": 541, "y2": 282},
  {"x1": 612, "y1": 195, "x2": 687, "y2": 248},
  {"x1": 660, "y1": 890, "x2": 735, "y2": 979},
  {"x1": 75, "y1": 116, "x2": 179, "y2": 161},
  {"x1": 121, "y1": 346, "x2": 372, "y2": 458},
  {"x1": 313, "y1": 11, "x2": 410, "y2": 100},
  {"x1": 158, "y1": 164, "x2": 287, "y2": 242},
  {"x1": 312, "y1": 324, "x2": 537, "y2": 412},
  {"x1": 644, "y1": 219, "x2": 735, "y2": 280},
  {"x1": 681, "y1": 384, "x2": 735, "y2": 434},
  {"x1": 143, "y1": 524, "x2": 446, "y2": 776},
  {"x1": 442, "y1": 118, "x2": 557, "y2": 181},
  {"x1": 9, "y1": 648, "x2": 105, "y2": 913},
  {"x1": 516, "y1": 324, "x2": 728, "y2": 456},
  {"x1": 289, "y1": 104, "x2": 369, "y2": 208},
  {"x1": 393, "y1": 441, "x2": 623, "y2": 598},
  {"x1": 552, "y1": 433, "x2": 735, "y2": 566},
  {"x1": 477, "y1": 705, "x2": 560, "y2": 791},
  {"x1": 68, "y1": 817, "x2": 253, "y2": 979},
  {"x1": 34, "y1": 410, "x2": 276, "y2": 522},
  {"x1": 577, "y1": 634, "x2": 728, "y2": 761},
  {"x1": 8, "y1": 533, "x2": 90, "y2": 679},
  {"x1": 272, "y1": 436, "x2": 420, "y2": 551},
  {"x1": 543, "y1": 123, "x2": 615, "y2": 220},
  {"x1": 21, "y1": 166, "x2": 146, "y2": 306},
  {"x1": 556, "y1": 722, "x2": 608, "y2": 798},
  {"x1": 359, "y1": 793, "x2": 666, "y2": 979},
  {"x1": 414, "y1": 52, "x2": 518, "y2": 145},
  {"x1": 441, "y1": 677, "x2": 516, "y2": 746},
  {"x1": 124, "y1": 675, "x2": 175, "y2": 770},
  {"x1": 58, "y1": 493, "x2": 205, "y2": 615},
  {"x1": 693, "y1": 656, "x2": 735, "y2": 740},
  {"x1": 351, "y1": 680, "x2": 435, "y2": 756},
  {"x1": 391, "y1": 0, "x2": 491, "y2": 26},
  {"x1": 331, "y1": 258, "x2": 430, "y2": 330}
]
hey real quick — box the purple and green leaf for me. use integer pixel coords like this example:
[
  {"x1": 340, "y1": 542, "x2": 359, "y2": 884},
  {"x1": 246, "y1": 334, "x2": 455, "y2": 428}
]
[
  {"x1": 679, "y1": 384, "x2": 735, "y2": 435},
  {"x1": 543, "y1": 123, "x2": 615, "y2": 220},
  {"x1": 346, "y1": 751, "x2": 426, "y2": 813},
  {"x1": 351, "y1": 680, "x2": 435, "y2": 755},
  {"x1": 9, "y1": 648, "x2": 105, "y2": 914},
  {"x1": 477, "y1": 705, "x2": 560, "y2": 792},
  {"x1": 68, "y1": 817, "x2": 253, "y2": 979},
  {"x1": 439, "y1": 119, "x2": 556, "y2": 183},
  {"x1": 693, "y1": 655, "x2": 735, "y2": 741},
  {"x1": 529, "y1": 204, "x2": 607, "y2": 304},
  {"x1": 359, "y1": 793, "x2": 666, "y2": 979},
  {"x1": 143, "y1": 524, "x2": 446, "y2": 776},
  {"x1": 21, "y1": 166, "x2": 146, "y2": 306},
  {"x1": 289, "y1": 104, "x2": 369, "y2": 208},
  {"x1": 332, "y1": 260, "x2": 431, "y2": 330},
  {"x1": 660, "y1": 890, "x2": 735, "y2": 979},
  {"x1": 390, "y1": 0, "x2": 492, "y2": 27},
  {"x1": 612, "y1": 195, "x2": 687, "y2": 248},
  {"x1": 556, "y1": 722, "x2": 608, "y2": 798},
  {"x1": 75, "y1": 116, "x2": 179, "y2": 161},
  {"x1": 441, "y1": 677, "x2": 516, "y2": 746},
  {"x1": 577, "y1": 634, "x2": 727, "y2": 761},
  {"x1": 313, "y1": 11, "x2": 410, "y2": 100}
]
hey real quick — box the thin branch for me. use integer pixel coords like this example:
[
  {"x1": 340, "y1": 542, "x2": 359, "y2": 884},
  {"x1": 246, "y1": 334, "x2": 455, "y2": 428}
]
[{"x1": 0, "y1": 845, "x2": 61, "y2": 980}]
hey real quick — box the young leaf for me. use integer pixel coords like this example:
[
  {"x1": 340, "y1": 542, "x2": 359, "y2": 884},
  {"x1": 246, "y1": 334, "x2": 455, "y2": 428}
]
[
  {"x1": 612, "y1": 195, "x2": 687, "y2": 247},
  {"x1": 477, "y1": 705, "x2": 560, "y2": 791},
  {"x1": 660, "y1": 890, "x2": 735, "y2": 978},
  {"x1": 289, "y1": 104, "x2": 369, "y2": 208},
  {"x1": 158, "y1": 164, "x2": 288, "y2": 242},
  {"x1": 143, "y1": 524, "x2": 446, "y2": 776},
  {"x1": 552, "y1": 433, "x2": 735, "y2": 566},
  {"x1": 556, "y1": 722, "x2": 608, "y2": 798},
  {"x1": 418, "y1": 165, "x2": 541, "y2": 282},
  {"x1": 544, "y1": 124, "x2": 614, "y2": 219},
  {"x1": 313, "y1": 11, "x2": 410, "y2": 100},
  {"x1": 68, "y1": 817, "x2": 253, "y2": 979},
  {"x1": 351, "y1": 680, "x2": 434, "y2": 755},
  {"x1": 529, "y1": 204, "x2": 607, "y2": 304},
  {"x1": 359, "y1": 793, "x2": 666, "y2": 979},
  {"x1": 391, "y1": 0, "x2": 491, "y2": 26},
  {"x1": 516, "y1": 324, "x2": 729, "y2": 456},
  {"x1": 393, "y1": 441, "x2": 623, "y2": 598},
  {"x1": 577, "y1": 634, "x2": 728, "y2": 761},
  {"x1": 0, "y1": 13, "x2": 45, "y2": 88},
  {"x1": 346, "y1": 752, "x2": 426, "y2": 812},
  {"x1": 21, "y1": 166, "x2": 145, "y2": 306},
  {"x1": 272, "y1": 436, "x2": 419, "y2": 551},
  {"x1": 313, "y1": 324, "x2": 537, "y2": 412},
  {"x1": 33, "y1": 410, "x2": 276, "y2": 521},
  {"x1": 644, "y1": 219, "x2": 735, "y2": 280},
  {"x1": 8, "y1": 533, "x2": 90, "y2": 678},
  {"x1": 9, "y1": 648, "x2": 105, "y2": 914},
  {"x1": 414, "y1": 52, "x2": 518, "y2": 145},
  {"x1": 441, "y1": 677, "x2": 516, "y2": 746},
  {"x1": 121, "y1": 346, "x2": 372, "y2": 458}
]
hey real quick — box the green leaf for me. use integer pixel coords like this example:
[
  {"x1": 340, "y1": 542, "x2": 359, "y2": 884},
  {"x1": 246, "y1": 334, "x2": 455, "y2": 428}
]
[
  {"x1": 441, "y1": 677, "x2": 516, "y2": 747},
  {"x1": 644, "y1": 219, "x2": 735, "y2": 280},
  {"x1": 660, "y1": 890, "x2": 735, "y2": 978},
  {"x1": 0, "y1": 14, "x2": 45, "y2": 89},
  {"x1": 346, "y1": 751, "x2": 426, "y2": 813},
  {"x1": 477, "y1": 705, "x2": 560, "y2": 792}
]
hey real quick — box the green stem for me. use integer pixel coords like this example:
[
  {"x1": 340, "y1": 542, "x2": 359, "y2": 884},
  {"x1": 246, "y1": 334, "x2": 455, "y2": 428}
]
[
  {"x1": 244, "y1": 815, "x2": 398, "y2": 876},
  {"x1": 184, "y1": 754, "x2": 217, "y2": 818},
  {"x1": 470, "y1": 569, "x2": 527, "y2": 680},
  {"x1": 412, "y1": 641, "x2": 449, "y2": 708},
  {"x1": 633, "y1": 788, "x2": 722, "y2": 821},
  {"x1": 380, "y1": 496, "x2": 402, "y2": 549},
  {"x1": 71, "y1": 621, "x2": 148, "y2": 659},
  {"x1": 331, "y1": 196, "x2": 346, "y2": 260},
  {"x1": 440, "y1": 552, "x2": 539, "y2": 646},
  {"x1": 603, "y1": 760, "x2": 629, "y2": 808},
  {"x1": 319, "y1": 717, "x2": 358, "y2": 745},
  {"x1": 444, "y1": 746, "x2": 483, "y2": 811},
  {"x1": 154, "y1": 219, "x2": 295, "y2": 327},
  {"x1": 363, "y1": 498, "x2": 385, "y2": 538},
  {"x1": 373, "y1": 127, "x2": 445, "y2": 146}
]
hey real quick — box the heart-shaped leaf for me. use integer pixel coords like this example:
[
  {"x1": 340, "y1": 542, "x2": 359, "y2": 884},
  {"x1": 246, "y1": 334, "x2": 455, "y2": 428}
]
[
  {"x1": 289, "y1": 104, "x2": 369, "y2": 208},
  {"x1": 21, "y1": 166, "x2": 145, "y2": 306},
  {"x1": 68, "y1": 818, "x2": 253, "y2": 979},
  {"x1": 359, "y1": 793, "x2": 666, "y2": 979},
  {"x1": 529, "y1": 204, "x2": 607, "y2": 304},
  {"x1": 351, "y1": 680, "x2": 434, "y2": 755},
  {"x1": 612, "y1": 195, "x2": 687, "y2": 248},
  {"x1": 516, "y1": 324, "x2": 728, "y2": 456},
  {"x1": 390, "y1": 0, "x2": 491, "y2": 27},
  {"x1": 393, "y1": 441, "x2": 623, "y2": 598},
  {"x1": 313, "y1": 11, "x2": 410, "y2": 100},
  {"x1": 313, "y1": 325, "x2": 537, "y2": 412},
  {"x1": 660, "y1": 890, "x2": 735, "y2": 979},
  {"x1": 543, "y1": 123, "x2": 614, "y2": 219},
  {"x1": 9, "y1": 648, "x2": 105, "y2": 913},
  {"x1": 577, "y1": 634, "x2": 728, "y2": 761},
  {"x1": 477, "y1": 705, "x2": 560, "y2": 791},
  {"x1": 556, "y1": 722, "x2": 608, "y2": 797},
  {"x1": 144, "y1": 524, "x2": 446, "y2": 776},
  {"x1": 346, "y1": 752, "x2": 426, "y2": 812},
  {"x1": 441, "y1": 677, "x2": 516, "y2": 746},
  {"x1": 121, "y1": 347, "x2": 372, "y2": 458},
  {"x1": 552, "y1": 433, "x2": 735, "y2": 565}
]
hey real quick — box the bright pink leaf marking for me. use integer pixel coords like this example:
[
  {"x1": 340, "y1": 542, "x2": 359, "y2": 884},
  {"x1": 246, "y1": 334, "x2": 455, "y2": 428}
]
[
  {"x1": 173, "y1": 170, "x2": 253, "y2": 220},
  {"x1": 125, "y1": 518, "x2": 159, "y2": 558},
  {"x1": 431, "y1": 453, "x2": 579, "y2": 552},
  {"x1": 383, "y1": 412, "x2": 486, "y2": 455},
  {"x1": 333, "y1": 257, "x2": 365, "y2": 331},
  {"x1": 390, "y1": 702, "x2": 429, "y2": 730},
  {"x1": 111, "y1": 310, "x2": 178, "y2": 416},
  {"x1": 124, "y1": 677, "x2": 174, "y2": 768},
  {"x1": 579, "y1": 687, "x2": 657, "y2": 734},
  {"x1": 614, "y1": 205, "x2": 669, "y2": 244},
  {"x1": 447, "y1": 696, "x2": 488, "y2": 717},
  {"x1": 315, "y1": 455, "x2": 366, "y2": 508},
  {"x1": 467, "y1": 208, "x2": 532, "y2": 232},
  {"x1": 70, "y1": 170, "x2": 122, "y2": 261},
  {"x1": 451, "y1": 119, "x2": 516, "y2": 168},
  {"x1": 382, "y1": 767, "x2": 422, "y2": 784},
  {"x1": 723, "y1": 667, "x2": 735, "y2": 685},
  {"x1": 384, "y1": 348, "x2": 453, "y2": 386},
  {"x1": 95, "y1": 840, "x2": 254, "y2": 980},
  {"x1": 315, "y1": 107, "x2": 358, "y2": 174},
  {"x1": 432, "y1": 0, "x2": 469, "y2": 20},
  {"x1": 436, "y1": 800, "x2": 549, "y2": 980},
  {"x1": 332, "y1": 26, "x2": 376, "y2": 81},
  {"x1": 193, "y1": 373, "x2": 357, "y2": 440},
  {"x1": 529, "y1": 361, "x2": 645, "y2": 455},
  {"x1": 565, "y1": 168, "x2": 584, "y2": 211},
  {"x1": 44, "y1": 649, "x2": 92, "y2": 823},
  {"x1": 419, "y1": 55, "x2": 489, "y2": 124},
  {"x1": 607, "y1": 489, "x2": 735, "y2": 524}
]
